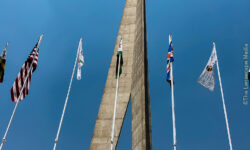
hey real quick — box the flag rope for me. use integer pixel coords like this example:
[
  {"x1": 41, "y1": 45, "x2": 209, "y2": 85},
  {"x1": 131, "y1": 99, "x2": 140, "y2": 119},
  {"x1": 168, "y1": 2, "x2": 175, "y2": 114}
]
[
  {"x1": 216, "y1": 52, "x2": 233, "y2": 150},
  {"x1": 0, "y1": 34, "x2": 43, "y2": 150},
  {"x1": 110, "y1": 54, "x2": 121, "y2": 150},
  {"x1": 53, "y1": 41, "x2": 80, "y2": 150},
  {"x1": 170, "y1": 62, "x2": 177, "y2": 150}
]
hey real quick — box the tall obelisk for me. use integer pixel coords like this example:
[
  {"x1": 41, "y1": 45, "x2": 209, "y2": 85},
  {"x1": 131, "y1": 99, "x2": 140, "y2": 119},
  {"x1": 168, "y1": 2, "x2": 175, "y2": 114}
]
[{"x1": 89, "y1": 0, "x2": 152, "y2": 149}]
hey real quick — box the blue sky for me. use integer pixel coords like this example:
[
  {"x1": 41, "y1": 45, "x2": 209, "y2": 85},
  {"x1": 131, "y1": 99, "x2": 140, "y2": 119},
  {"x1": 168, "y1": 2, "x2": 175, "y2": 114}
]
[{"x1": 0, "y1": 0, "x2": 250, "y2": 150}]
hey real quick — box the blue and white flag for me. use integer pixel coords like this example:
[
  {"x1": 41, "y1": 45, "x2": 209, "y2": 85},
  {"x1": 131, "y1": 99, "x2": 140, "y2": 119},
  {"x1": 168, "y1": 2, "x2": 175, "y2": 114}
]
[{"x1": 166, "y1": 34, "x2": 174, "y2": 84}]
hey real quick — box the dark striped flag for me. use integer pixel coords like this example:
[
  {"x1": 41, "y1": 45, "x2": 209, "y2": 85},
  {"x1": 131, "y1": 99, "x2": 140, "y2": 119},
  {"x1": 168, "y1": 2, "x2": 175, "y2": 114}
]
[
  {"x1": 248, "y1": 69, "x2": 250, "y2": 87},
  {"x1": 0, "y1": 42, "x2": 8, "y2": 83},
  {"x1": 11, "y1": 35, "x2": 43, "y2": 102}
]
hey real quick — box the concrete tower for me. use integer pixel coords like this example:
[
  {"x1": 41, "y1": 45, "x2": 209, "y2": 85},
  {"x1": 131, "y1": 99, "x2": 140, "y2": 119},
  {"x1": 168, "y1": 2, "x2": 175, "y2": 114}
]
[{"x1": 89, "y1": 0, "x2": 152, "y2": 149}]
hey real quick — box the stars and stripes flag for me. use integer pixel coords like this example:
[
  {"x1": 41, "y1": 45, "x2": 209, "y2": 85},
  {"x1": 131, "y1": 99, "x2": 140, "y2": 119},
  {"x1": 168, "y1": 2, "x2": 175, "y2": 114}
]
[
  {"x1": 11, "y1": 35, "x2": 43, "y2": 102},
  {"x1": 0, "y1": 42, "x2": 8, "y2": 83},
  {"x1": 166, "y1": 34, "x2": 174, "y2": 84},
  {"x1": 198, "y1": 42, "x2": 218, "y2": 91},
  {"x1": 77, "y1": 38, "x2": 84, "y2": 80},
  {"x1": 115, "y1": 38, "x2": 123, "y2": 78}
]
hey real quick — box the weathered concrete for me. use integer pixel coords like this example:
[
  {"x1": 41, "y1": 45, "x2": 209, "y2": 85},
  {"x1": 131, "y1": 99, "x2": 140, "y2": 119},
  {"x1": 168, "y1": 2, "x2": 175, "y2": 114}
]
[{"x1": 89, "y1": 0, "x2": 152, "y2": 149}]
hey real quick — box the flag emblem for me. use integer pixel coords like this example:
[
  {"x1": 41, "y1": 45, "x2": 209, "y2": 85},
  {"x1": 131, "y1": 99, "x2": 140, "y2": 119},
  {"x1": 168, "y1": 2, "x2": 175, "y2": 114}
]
[
  {"x1": 206, "y1": 65, "x2": 213, "y2": 72},
  {"x1": 11, "y1": 35, "x2": 43, "y2": 102}
]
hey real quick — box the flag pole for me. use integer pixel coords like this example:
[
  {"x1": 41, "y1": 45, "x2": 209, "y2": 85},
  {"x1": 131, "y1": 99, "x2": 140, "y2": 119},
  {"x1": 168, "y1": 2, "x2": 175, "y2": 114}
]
[
  {"x1": 215, "y1": 48, "x2": 233, "y2": 150},
  {"x1": 170, "y1": 62, "x2": 177, "y2": 150},
  {"x1": 53, "y1": 39, "x2": 81, "y2": 150},
  {"x1": 169, "y1": 34, "x2": 177, "y2": 150},
  {"x1": 110, "y1": 53, "x2": 121, "y2": 150},
  {"x1": 0, "y1": 98, "x2": 20, "y2": 150},
  {"x1": 0, "y1": 34, "x2": 43, "y2": 150}
]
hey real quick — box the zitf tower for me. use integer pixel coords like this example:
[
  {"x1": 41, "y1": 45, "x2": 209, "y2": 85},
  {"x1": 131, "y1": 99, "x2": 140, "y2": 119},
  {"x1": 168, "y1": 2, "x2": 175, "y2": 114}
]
[{"x1": 89, "y1": 0, "x2": 152, "y2": 149}]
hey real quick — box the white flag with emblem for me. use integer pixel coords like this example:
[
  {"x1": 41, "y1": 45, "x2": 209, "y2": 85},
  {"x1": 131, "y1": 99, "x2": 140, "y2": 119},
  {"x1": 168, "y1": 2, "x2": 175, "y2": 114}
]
[
  {"x1": 198, "y1": 42, "x2": 218, "y2": 91},
  {"x1": 77, "y1": 38, "x2": 84, "y2": 80}
]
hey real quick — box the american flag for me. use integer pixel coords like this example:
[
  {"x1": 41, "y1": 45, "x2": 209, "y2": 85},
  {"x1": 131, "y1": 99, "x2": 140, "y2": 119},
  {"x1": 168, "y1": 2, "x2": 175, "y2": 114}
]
[
  {"x1": 11, "y1": 35, "x2": 43, "y2": 102},
  {"x1": 166, "y1": 34, "x2": 174, "y2": 84}
]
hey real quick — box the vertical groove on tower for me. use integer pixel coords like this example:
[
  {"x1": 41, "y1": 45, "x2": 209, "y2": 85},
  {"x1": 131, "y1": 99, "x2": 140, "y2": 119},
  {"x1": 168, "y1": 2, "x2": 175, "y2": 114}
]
[{"x1": 142, "y1": 0, "x2": 153, "y2": 149}]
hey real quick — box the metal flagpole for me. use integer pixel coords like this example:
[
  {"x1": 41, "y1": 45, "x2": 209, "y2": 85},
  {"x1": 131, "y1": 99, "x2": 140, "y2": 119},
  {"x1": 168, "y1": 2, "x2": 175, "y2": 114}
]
[
  {"x1": 215, "y1": 50, "x2": 233, "y2": 150},
  {"x1": 53, "y1": 40, "x2": 81, "y2": 150},
  {"x1": 110, "y1": 54, "x2": 121, "y2": 150},
  {"x1": 170, "y1": 62, "x2": 177, "y2": 150},
  {"x1": 0, "y1": 100, "x2": 21, "y2": 150},
  {"x1": 0, "y1": 34, "x2": 43, "y2": 150}
]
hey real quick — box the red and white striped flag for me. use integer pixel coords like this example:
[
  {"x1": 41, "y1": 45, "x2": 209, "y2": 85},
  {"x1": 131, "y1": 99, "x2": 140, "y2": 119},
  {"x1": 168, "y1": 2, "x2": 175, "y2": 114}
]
[{"x1": 11, "y1": 35, "x2": 43, "y2": 102}]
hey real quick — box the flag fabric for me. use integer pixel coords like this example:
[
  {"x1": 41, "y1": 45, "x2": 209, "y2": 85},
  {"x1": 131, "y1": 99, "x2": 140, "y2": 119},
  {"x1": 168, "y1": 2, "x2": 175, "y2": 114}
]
[
  {"x1": 11, "y1": 35, "x2": 43, "y2": 102},
  {"x1": 198, "y1": 42, "x2": 218, "y2": 91},
  {"x1": 166, "y1": 34, "x2": 174, "y2": 84},
  {"x1": 115, "y1": 38, "x2": 123, "y2": 78},
  {"x1": 248, "y1": 68, "x2": 250, "y2": 87},
  {"x1": 0, "y1": 42, "x2": 8, "y2": 83},
  {"x1": 77, "y1": 38, "x2": 84, "y2": 80}
]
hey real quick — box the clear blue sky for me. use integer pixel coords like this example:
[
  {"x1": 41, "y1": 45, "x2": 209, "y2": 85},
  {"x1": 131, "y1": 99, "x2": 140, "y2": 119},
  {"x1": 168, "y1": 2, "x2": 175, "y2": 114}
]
[{"x1": 0, "y1": 0, "x2": 250, "y2": 150}]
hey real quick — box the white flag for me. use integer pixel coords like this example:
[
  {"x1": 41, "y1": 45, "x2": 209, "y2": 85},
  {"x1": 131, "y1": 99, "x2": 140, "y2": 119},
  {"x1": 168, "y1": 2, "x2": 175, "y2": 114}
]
[
  {"x1": 198, "y1": 42, "x2": 218, "y2": 91},
  {"x1": 77, "y1": 38, "x2": 84, "y2": 80}
]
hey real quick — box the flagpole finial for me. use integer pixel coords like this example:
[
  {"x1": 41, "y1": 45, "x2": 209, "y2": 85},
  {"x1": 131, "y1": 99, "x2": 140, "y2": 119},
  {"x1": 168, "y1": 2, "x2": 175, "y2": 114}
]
[
  {"x1": 79, "y1": 38, "x2": 83, "y2": 44},
  {"x1": 40, "y1": 33, "x2": 44, "y2": 41},
  {"x1": 3, "y1": 42, "x2": 8, "y2": 51},
  {"x1": 169, "y1": 34, "x2": 172, "y2": 44},
  {"x1": 36, "y1": 34, "x2": 44, "y2": 48},
  {"x1": 78, "y1": 38, "x2": 83, "y2": 46},
  {"x1": 213, "y1": 42, "x2": 217, "y2": 54}
]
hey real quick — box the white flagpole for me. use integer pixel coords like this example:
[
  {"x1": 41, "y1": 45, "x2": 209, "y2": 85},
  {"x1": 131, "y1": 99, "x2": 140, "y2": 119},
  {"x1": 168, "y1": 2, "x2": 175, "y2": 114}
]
[
  {"x1": 110, "y1": 54, "x2": 121, "y2": 150},
  {"x1": 169, "y1": 34, "x2": 177, "y2": 150},
  {"x1": 53, "y1": 39, "x2": 81, "y2": 150},
  {"x1": 215, "y1": 49, "x2": 233, "y2": 150},
  {"x1": 170, "y1": 62, "x2": 177, "y2": 150},
  {"x1": 0, "y1": 34, "x2": 43, "y2": 150}
]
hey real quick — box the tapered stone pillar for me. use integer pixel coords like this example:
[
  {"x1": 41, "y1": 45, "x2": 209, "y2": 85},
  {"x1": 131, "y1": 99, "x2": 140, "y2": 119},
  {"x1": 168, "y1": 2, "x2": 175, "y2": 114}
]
[{"x1": 89, "y1": 0, "x2": 152, "y2": 149}]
